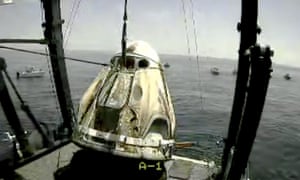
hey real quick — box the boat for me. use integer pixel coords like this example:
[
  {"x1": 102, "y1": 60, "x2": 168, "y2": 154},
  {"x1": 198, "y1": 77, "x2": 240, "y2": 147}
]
[
  {"x1": 16, "y1": 66, "x2": 45, "y2": 79},
  {"x1": 211, "y1": 67, "x2": 219, "y2": 75},
  {"x1": 164, "y1": 62, "x2": 170, "y2": 68},
  {"x1": 284, "y1": 73, "x2": 291, "y2": 80},
  {"x1": 0, "y1": 0, "x2": 274, "y2": 179},
  {"x1": 0, "y1": 0, "x2": 13, "y2": 6}
]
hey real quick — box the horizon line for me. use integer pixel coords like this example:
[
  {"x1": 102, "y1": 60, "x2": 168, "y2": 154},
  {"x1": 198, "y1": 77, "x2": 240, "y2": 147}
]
[{"x1": 1, "y1": 47, "x2": 299, "y2": 68}]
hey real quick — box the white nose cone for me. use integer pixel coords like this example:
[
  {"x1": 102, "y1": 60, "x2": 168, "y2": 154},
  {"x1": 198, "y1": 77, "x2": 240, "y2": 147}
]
[
  {"x1": 114, "y1": 40, "x2": 161, "y2": 69},
  {"x1": 126, "y1": 40, "x2": 160, "y2": 62}
]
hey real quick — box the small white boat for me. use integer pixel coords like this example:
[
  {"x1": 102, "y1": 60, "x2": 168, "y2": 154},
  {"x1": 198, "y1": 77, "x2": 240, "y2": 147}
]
[
  {"x1": 17, "y1": 66, "x2": 45, "y2": 78},
  {"x1": 211, "y1": 67, "x2": 219, "y2": 75}
]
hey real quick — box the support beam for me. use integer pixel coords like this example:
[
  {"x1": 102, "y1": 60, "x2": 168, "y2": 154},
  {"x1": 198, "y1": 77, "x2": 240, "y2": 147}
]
[
  {"x1": 0, "y1": 58, "x2": 25, "y2": 140},
  {"x1": 0, "y1": 39, "x2": 47, "y2": 44},
  {"x1": 0, "y1": 57, "x2": 31, "y2": 157},
  {"x1": 221, "y1": 0, "x2": 259, "y2": 176},
  {"x1": 41, "y1": 0, "x2": 74, "y2": 136},
  {"x1": 0, "y1": 45, "x2": 108, "y2": 66},
  {"x1": 227, "y1": 45, "x2": 273, "y2": 180}
]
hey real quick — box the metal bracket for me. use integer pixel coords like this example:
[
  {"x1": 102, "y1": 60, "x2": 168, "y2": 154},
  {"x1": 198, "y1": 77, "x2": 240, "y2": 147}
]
[
  {"x1": 42, "y1": 19, "x2": 65, "y2": 28},
  {"x1": 237, "y1": 22, "x2": 261, "y2": 34}
]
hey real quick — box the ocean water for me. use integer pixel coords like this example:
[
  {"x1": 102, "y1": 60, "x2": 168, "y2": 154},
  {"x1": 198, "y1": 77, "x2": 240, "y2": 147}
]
[{"x1": 0, "y1": 49, "x2": 299, "y2": 180}]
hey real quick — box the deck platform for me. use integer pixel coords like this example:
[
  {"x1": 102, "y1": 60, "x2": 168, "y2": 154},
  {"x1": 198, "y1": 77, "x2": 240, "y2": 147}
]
[{"x1": 13, "y1": 143, "x2": 218, "y2": 180}]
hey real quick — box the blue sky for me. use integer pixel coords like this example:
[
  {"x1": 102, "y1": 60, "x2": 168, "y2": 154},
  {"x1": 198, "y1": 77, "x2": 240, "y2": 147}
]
[{"x1": 0, "y1": 0, "x2": 299, "y2": 67}]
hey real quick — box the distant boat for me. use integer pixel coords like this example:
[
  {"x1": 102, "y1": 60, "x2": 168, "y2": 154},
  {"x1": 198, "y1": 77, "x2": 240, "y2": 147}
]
[
  {"x1": 16, "y1": 66, "x2": 45, "y2": 79},
  {"x1": 0, "y1": 0, "x2": 14, "y2": 6},
  {"x1": 210, "y1": 67, "x2": 219, "y2": 75},
  {"x1": 284, "y1": 73, "x2": 291, "y2": 80},
  {"x1": 164, "y1": 62, "x2": 170, "y2": 68}
]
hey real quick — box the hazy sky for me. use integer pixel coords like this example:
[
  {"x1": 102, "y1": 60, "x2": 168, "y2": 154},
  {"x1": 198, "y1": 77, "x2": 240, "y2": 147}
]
[{"x1": 0, "y1": 0, "x2": 299, "y2": 67}]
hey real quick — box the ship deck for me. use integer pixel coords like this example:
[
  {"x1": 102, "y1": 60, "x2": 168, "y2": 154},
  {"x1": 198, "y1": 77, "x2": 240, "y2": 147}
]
[{"x1": 14, "y1": 143, "x2": 219, "y2": 180}]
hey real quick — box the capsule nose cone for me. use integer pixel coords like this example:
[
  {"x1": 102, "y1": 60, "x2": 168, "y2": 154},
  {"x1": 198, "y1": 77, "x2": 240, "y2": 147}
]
[{"x1": 126, "y1": 40, "x2": 160, "y2": 62}]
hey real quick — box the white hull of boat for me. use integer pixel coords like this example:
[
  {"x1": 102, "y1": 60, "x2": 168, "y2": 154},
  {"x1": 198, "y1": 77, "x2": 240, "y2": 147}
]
[
  {"x1": 18, "y1": 71, "x2": 45, "y2": 78},
  {"x1": 211, "y1": 68, "x2": 219, "y2": 75}
]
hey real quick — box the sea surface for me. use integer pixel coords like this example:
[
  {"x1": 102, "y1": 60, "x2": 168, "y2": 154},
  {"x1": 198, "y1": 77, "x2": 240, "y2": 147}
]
[{"x1": 0, "y1": 49, "x2": 299, "y2": 180}]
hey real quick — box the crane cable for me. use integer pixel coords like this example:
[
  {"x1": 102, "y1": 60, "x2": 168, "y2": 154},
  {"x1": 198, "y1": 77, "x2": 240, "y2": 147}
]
[
  {"x1": 63, "y1": 0, "x2": 78, "y2": 46},
  {"x1": 180, "y1": 0, "x2": 192, "y2": 61},
  {"x1": 189, "y1": 0, "x2": 205, "y2": 111},
  {"x1": 181, "y1": 0, "x2": 205, "y2": 110},
  {"x1": 60, "y1": 0, "x2": 82, "y2": 121},
  {"x1": 63, "y1": 0, "x2": 82, "y2": 48}
]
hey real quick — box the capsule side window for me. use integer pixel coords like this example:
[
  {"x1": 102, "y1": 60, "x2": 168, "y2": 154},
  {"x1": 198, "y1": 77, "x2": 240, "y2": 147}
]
[{"x1": 138, "y1": 59, "x2": 149, "y2": 68}]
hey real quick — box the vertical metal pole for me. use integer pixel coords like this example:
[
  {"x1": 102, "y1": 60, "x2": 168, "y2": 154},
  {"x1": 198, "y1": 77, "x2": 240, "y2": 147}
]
[
  {"x1": 227, "y1": 46, "x2": 273, "y2": 180},
  {"x1": 121, "y1": 0, "x2": 128, "y2": 67},
  {"x1": 221, "y1": 0, "x2": 258, "y2": 176},
  {"x1": 41, "y1": 0, "x2": 74, "y2": 136}
]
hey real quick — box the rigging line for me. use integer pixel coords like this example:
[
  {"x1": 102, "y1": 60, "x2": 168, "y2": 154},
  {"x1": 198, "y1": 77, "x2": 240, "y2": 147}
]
[
  {"x1": 63, "y1": 0, "x2": 78, "y2": 44},
  {"x1": 64, "y1": 0, "x2": 82, "y2": 48},
  {"x1": 180, "y1": 0, "x2": 192, "y2": 61},
  {"x1": 189, "y1": 0, "x2": 204, "y2": 111},
  {"x1": 0, "y1": 45, "x2": 109, "y2": 66}
]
